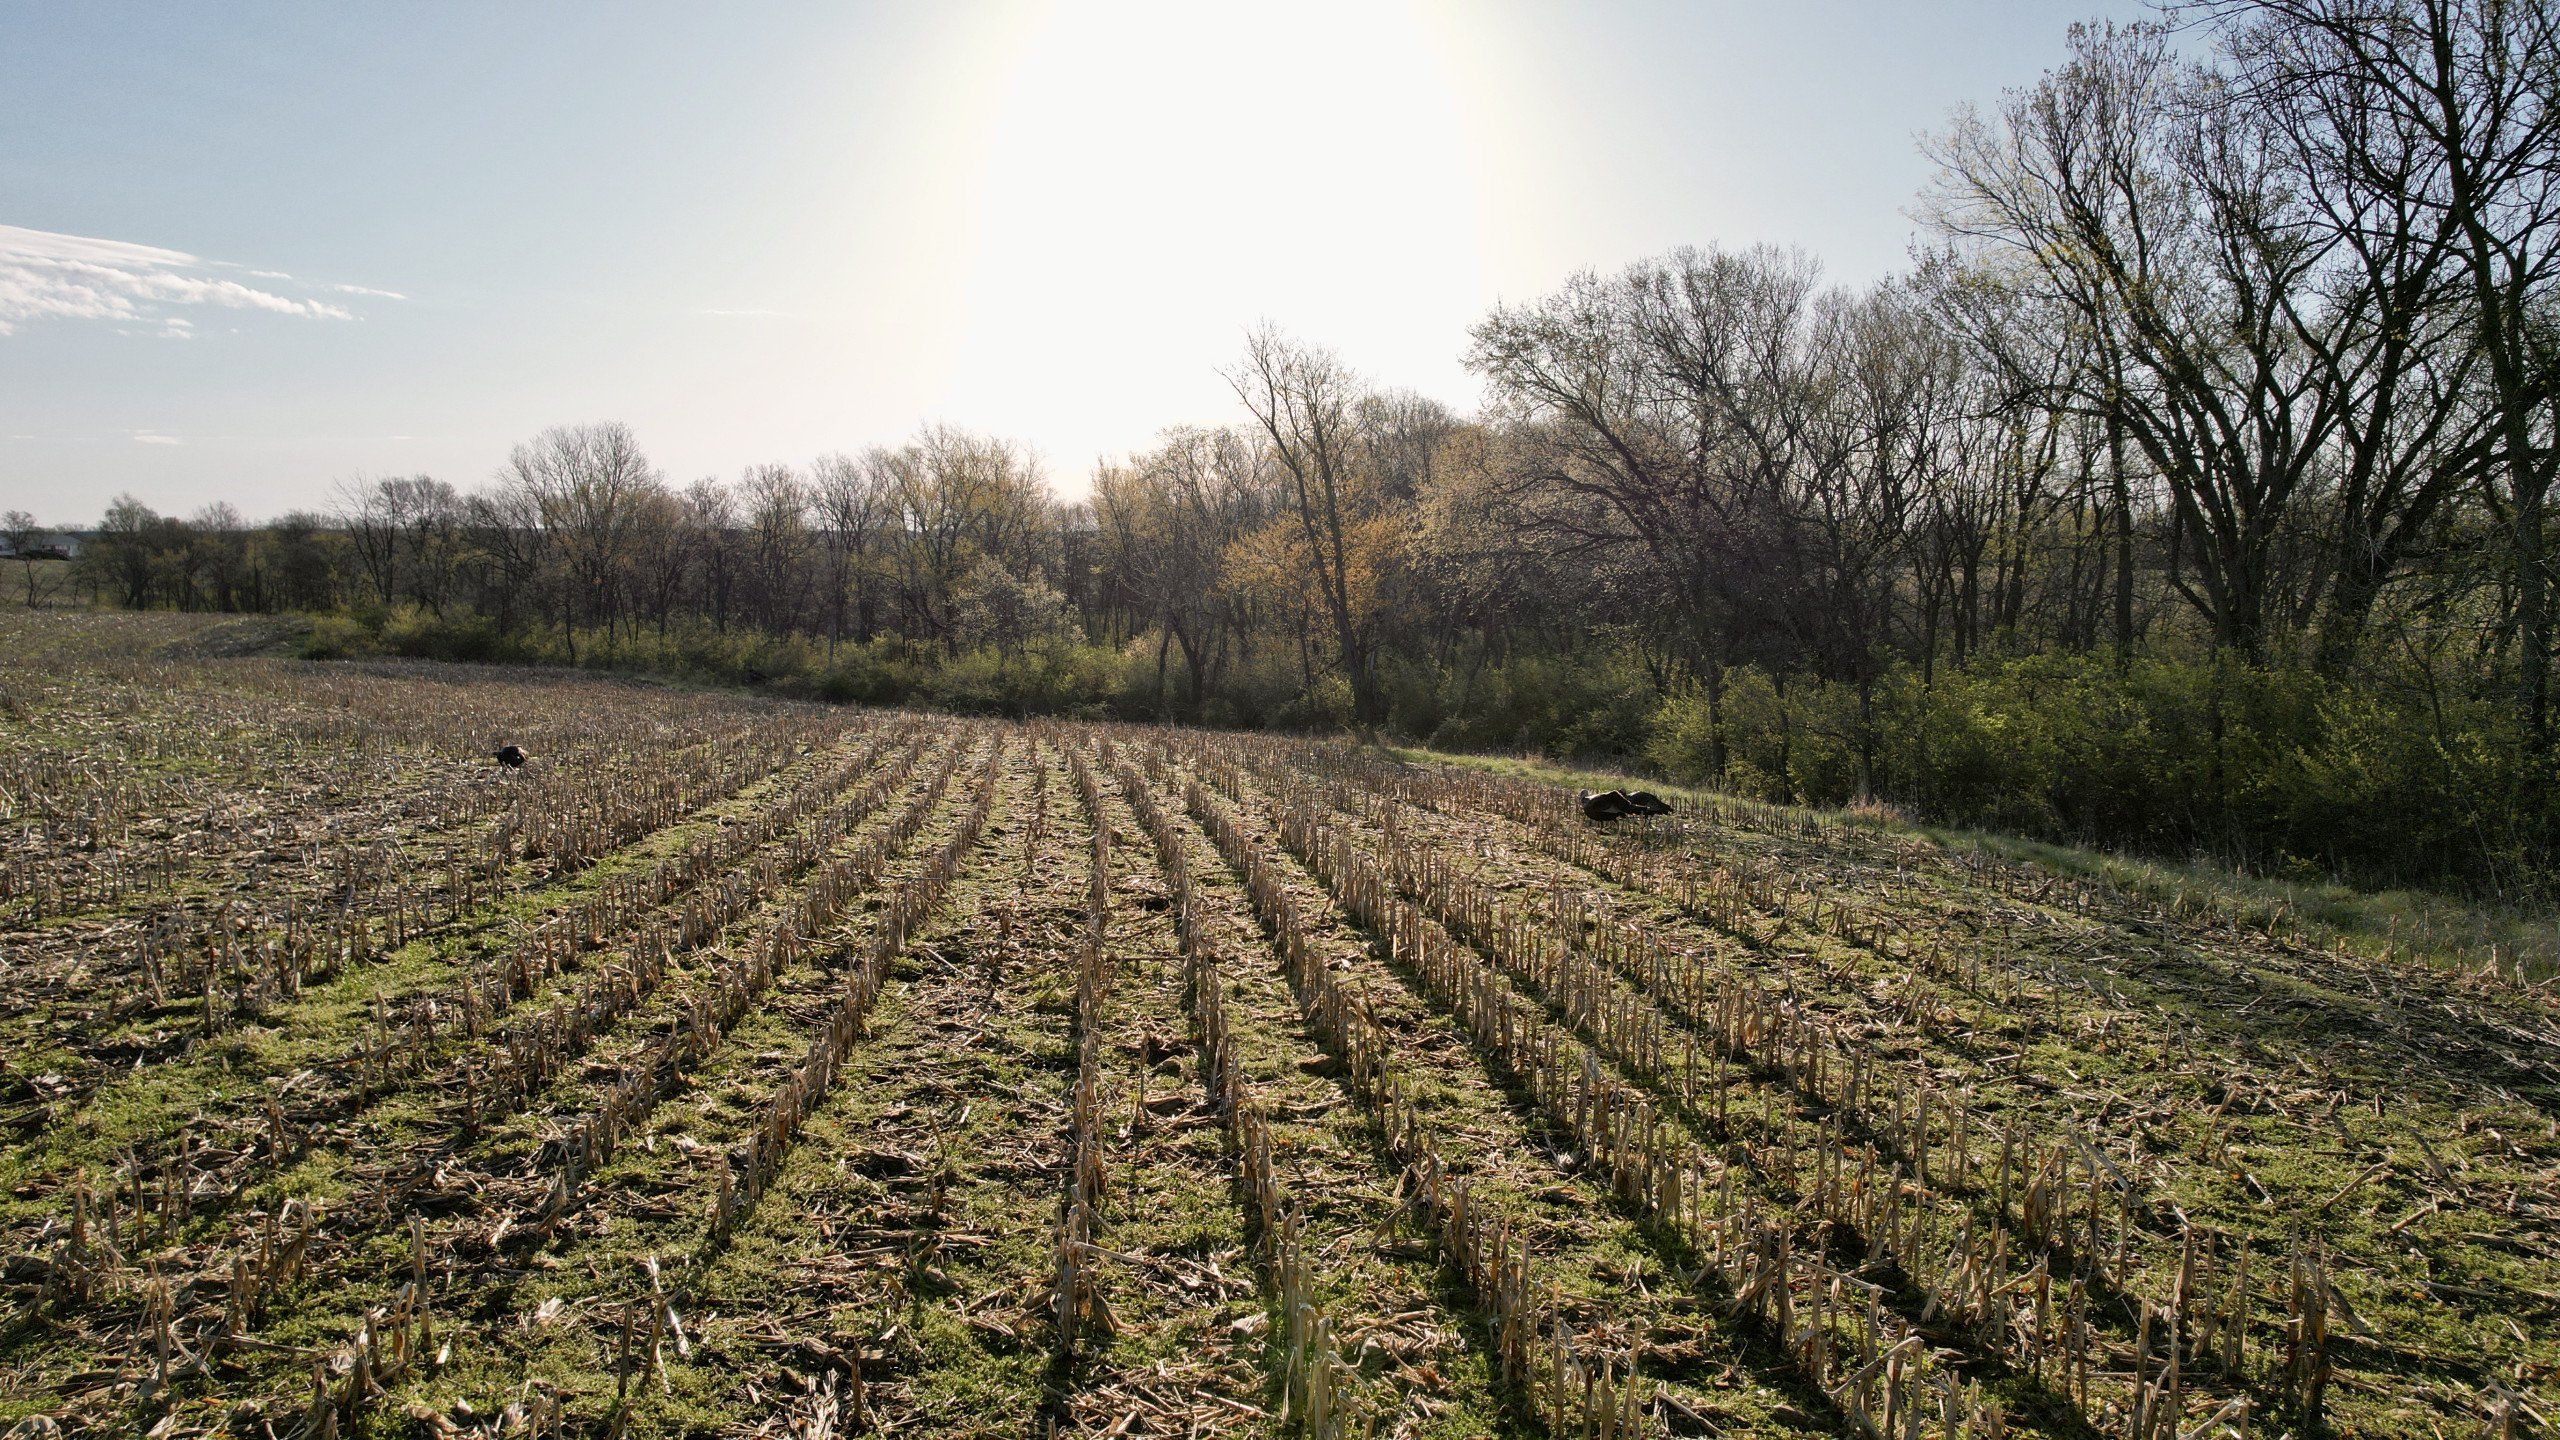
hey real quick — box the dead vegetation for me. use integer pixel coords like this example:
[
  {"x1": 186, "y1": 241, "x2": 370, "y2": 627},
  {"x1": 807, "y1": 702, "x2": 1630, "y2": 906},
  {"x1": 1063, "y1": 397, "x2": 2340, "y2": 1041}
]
[{"x1": 0, "y1": 614, "x2": 2551, "y2": 1438}]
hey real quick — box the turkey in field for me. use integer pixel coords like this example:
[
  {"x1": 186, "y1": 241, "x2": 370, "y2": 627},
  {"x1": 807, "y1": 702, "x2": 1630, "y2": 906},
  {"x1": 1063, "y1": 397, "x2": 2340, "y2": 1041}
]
[
  {"x1": 1580, "y1": 788, "x2": 1672, "y2": 822},
  {"x1": 1579, "y1": 789, "x2": 1633, "y2": 821},
  {"x1": 493, "y1": 744, "x2": 528, "y2": 768}
]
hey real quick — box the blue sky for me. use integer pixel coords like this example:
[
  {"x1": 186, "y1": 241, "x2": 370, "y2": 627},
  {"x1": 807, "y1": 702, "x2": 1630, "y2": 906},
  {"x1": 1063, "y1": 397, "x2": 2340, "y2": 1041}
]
[{"x1": 2, "y1": 0, "x2": 2150, "y2": 525}]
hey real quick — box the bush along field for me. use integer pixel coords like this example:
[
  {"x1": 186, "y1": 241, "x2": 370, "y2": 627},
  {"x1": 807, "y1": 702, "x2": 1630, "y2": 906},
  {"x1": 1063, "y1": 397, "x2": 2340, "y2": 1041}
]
[{"x1": 0, "y1": 611, "x2": 2554, "y2": 1438}]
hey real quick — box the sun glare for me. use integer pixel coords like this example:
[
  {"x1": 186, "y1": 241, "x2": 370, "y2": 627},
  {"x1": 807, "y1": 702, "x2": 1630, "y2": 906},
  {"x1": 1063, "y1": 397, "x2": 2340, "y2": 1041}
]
[{"x1": 945, "y1": 0, "x2": 1492, "y2": 483}]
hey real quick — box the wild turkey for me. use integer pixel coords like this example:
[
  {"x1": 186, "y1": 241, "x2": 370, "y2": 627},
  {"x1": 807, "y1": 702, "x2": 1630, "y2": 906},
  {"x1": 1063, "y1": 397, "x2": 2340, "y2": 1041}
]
[
  {"x1": 1580, "y1": 788, "x2": 1672, "y2": 822},
  {"x1": 493, "y1": 744, "x2": 528, "y2": 768},
  {"x1": 1579, "y1": 789, "x2": 1633, "y2": 822}
]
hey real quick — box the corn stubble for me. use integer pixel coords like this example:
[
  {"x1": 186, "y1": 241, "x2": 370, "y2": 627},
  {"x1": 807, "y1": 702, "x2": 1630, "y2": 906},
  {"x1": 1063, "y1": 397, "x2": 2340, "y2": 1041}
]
[{"x1": 3, "y1": 628, "x2": 2552, "y2": 1438}]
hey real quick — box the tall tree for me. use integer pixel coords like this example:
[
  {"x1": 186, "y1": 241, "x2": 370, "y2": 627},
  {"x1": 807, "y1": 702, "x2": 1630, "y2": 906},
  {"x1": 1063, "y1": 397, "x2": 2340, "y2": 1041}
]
[
  {"x1": 1229, "y1": 328, "x2": 1393, "y2": 728},
  {"x1": 1927, "y1": 24, "x2": 2350, "y2": 661},
  {"x1": 2201, "y1": 0, "x2": 2560, "y2": 721},
  {"x1": 498, "y1": 423, "x2": 662, "y2": 656}
]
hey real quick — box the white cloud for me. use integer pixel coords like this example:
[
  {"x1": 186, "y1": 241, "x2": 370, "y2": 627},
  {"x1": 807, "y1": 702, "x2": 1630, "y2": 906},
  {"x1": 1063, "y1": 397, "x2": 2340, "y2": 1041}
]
[
  {"x1": 0, "y1": 223, "x2": 392, "y2": 338},
  {"x1": 132, "y1": 432, "x2": 183, "y2": 445},
  {"x1": 699, "y1": 307, "x2": 794, "y2": 318}
]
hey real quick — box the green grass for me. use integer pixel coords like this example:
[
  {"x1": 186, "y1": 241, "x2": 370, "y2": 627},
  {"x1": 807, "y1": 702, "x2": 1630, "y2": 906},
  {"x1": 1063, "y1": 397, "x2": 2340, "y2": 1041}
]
[{"x1": 1387, "y1": 743, "x2": 2560, "y2": 984}]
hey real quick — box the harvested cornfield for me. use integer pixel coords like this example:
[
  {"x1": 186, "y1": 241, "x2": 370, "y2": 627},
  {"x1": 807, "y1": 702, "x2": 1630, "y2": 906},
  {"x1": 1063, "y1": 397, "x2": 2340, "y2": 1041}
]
[{"x1": 1, "y1": 613, "x2": 2554, "y2": 1439}]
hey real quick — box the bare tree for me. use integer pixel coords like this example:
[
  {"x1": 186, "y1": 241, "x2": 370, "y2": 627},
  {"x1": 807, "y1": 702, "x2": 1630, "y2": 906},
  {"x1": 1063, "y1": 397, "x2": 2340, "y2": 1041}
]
[
  {"x1": 89, "y1": 494, "x2": 162, "y2": 610},
  {"x1": 737, "y1": 463, "x2": 813, "y2": 639},
  {"x1": 499, "y1": 423, "x2": 663, "y2": 656},
  {"x1": 1, "y1": 510, "x2": 46, "y2": 607},
  {"x1": 2199, "y1": 0, "x2": 2560, "y2": 721},
  {"x1": 883, "y1": 426, "x2": 1051, "y2": 655},
  {"x1": 626, "y1": 485, "x2": 697, "y2": 636},
  {"x1": 190, "y1": 503, "x2": 249, "y2": 614},
  {"x1": 810, "y1": 451, "x2": 890, "y2": 657},
  {"x1": 1094, "y1": 426, "x2": 1268, "y2": 712},
  {"x1": 1228, "y1": 327, "x2": 1389, "y2": 728},
  {"x1": 339, "y1": 477, "x2": 403, "y2": 609},
  {"x1": 683, "y1": 477, "x2": 740, "y2": 633},
  {"x1": 338, "y1": 475, "x2": 464, "y2": 616},
  {"x1": 1469, "y1": 245, "x2": 1836, "y2": 769},
  {"x1": 1927, "y1": 25, "x2": 2355, "y2": 661},
  {"x1": 463, "y1": 481, "x2": 550, "y2": 641}
]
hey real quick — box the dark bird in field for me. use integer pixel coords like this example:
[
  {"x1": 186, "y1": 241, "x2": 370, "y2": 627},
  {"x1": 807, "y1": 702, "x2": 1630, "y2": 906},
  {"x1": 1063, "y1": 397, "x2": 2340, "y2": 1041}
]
[
  {"x1": 1579, "y1": 789, "x2": 1633, "y2": 821},
  {"x1": 1580, "y1": 788, "x2": 1672, "y2": 822},
  {"x1": 493, "y1": 744, "x2": 528, "y2": 768}
]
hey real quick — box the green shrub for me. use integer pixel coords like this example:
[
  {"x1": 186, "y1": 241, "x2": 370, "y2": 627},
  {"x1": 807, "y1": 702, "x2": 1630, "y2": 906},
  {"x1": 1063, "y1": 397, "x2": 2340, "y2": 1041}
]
[
  {"x1": 298, "y1": 613, "x2": 379, "y2": 660},
  {"x1": 811, "y1": 639, "x2": 918, "y2": 705},
  {"x1": 921, "y1": 640, "x2": 1116, "y2": 718},
  {"x1": 380, "y1": 607, "x2": 520, "y2": 664},
  {"x1": 1199, "y1": 650, "x2": 1322, "y2": 730},
  {"x1": 1401, "y1": 649, "x2": 1654, "y2": 758}
]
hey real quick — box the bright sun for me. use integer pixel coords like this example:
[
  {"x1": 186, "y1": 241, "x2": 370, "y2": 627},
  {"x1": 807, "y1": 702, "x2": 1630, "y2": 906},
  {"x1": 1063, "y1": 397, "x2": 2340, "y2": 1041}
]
[{"x1": 941, "y1": 0, "x2": 1496, "y2": 481}]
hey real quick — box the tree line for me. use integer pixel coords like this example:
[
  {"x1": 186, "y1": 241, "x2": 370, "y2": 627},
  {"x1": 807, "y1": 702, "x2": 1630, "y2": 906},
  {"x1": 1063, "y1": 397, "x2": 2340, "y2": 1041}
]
[{"x1": 35, "y1": 2, "x2": 2560, "y2": 896}]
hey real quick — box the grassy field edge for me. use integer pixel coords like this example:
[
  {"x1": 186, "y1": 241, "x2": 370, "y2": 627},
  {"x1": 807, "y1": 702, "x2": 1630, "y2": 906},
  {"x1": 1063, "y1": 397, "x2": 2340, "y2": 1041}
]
[{"x1": 1386, "y1": 742, "x2": 2560, "y2": 984}]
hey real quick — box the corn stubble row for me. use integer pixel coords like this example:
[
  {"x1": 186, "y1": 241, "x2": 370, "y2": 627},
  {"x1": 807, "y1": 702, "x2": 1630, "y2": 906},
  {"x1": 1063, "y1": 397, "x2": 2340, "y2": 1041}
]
[
  {"x1": 1385, "y1": 757, "x2": 2547, "y2": 1427},
  {"x1": 0, "y1": 661, "x2": 739, "y2": 921},
  {"x1": 1107, "y1": 742, "x2": 1365, "y2": 1437},
  {"x1": 83, "y1": 716, "x2": 832, "y2": 1059},
  {"x1": 1245, "y1": 756, "x2": 2245, "y2": 1416},
  {"x1": 17, "y1": 718, "x2": 2544, "y2": 1440},
  {"x1": 709, "y1": 737, "x2": 1003, "y2": 1246},
  {"x1": 33, "y1": 726, "x2": 951, "y2": 1435},
  {"x1": 307, "y1": 735, "x2": 998, "y2": 1440},
  {"x1": 28, "y1": 725, "x2": 913, "y2": 1305},
  {"x1": 539, "y1": 734, "x2": 982, "y2": 1229},
  {"x1": 1261, "y1": 744, "x2": 2536, "y2": 1437},
  {"x1": 1155, "y1": 747, "x2": 1653, "y2": 1437},
  {"x1": 1051, "y1": 743, "x2": 1114, "y2": 1375}
]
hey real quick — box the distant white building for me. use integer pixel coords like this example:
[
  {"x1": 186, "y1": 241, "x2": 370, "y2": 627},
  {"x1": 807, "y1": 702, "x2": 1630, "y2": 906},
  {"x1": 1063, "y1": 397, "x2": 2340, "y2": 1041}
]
[{"x1": 0, "y1": 531, "x2": 76, "y2": 560}]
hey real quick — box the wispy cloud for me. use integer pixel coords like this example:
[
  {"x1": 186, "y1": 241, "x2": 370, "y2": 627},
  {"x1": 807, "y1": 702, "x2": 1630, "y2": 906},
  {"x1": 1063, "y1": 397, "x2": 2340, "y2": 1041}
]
[
  {"x1": 132, "y1": 431, "x2": 183, "y2": 445},
  {"x1": 0, "y1": 223, "x2": 396, "y2": 337},
  {"x1": 698, "y1": 307, "x2": 795, "y2": 318}
]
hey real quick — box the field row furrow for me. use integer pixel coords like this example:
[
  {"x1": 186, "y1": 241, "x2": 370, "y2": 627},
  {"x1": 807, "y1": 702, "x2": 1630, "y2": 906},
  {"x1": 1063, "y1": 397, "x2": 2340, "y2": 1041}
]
[
  {"x1": 0, "y1": 709, "x2": 841, "y2": 1141},
  {"x1": 1272, "y1": 744, "x2": 2554, "y2": 1425},
  {"x1": 1168, "y1": 745, "x2": 1833, "y2": 1438},
  {"x1": 1274, "y1": 732, "x2": 2539, "y2": 1424},
  {"x1": 1220, "y1": 751, "x2": 2251, "y2": 1437},
  {"x1": 19, "y1": 731, "x2": 973, "y2": 1433},
  {"x1": 0, "y1": 722, "x2": 913, "y2": 1271},
  {"x1": 11, "y1": 649, "x2": 2553, "y2": 1440},
  {"x1": 250, "y1": 735, "x2": 1002, "y2": 1438}
]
